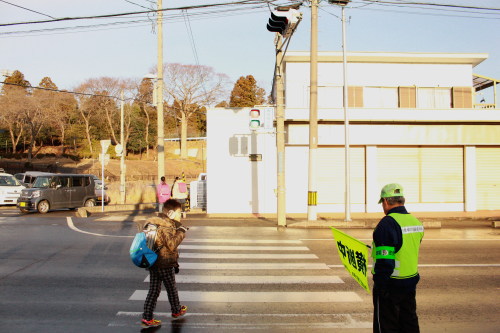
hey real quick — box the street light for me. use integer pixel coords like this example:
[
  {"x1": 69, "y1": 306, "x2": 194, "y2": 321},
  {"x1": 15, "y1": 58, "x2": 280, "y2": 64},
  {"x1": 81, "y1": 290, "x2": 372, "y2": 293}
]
[{"x1": 329, "y1": 0, "x2": 352, "y2": 221}]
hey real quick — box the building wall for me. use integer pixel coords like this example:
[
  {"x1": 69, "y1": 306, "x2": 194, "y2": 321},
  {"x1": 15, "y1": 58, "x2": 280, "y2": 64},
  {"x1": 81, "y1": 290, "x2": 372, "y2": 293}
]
[{"x1": 206, "y1": 107, "x2": 277, "y2": 214}]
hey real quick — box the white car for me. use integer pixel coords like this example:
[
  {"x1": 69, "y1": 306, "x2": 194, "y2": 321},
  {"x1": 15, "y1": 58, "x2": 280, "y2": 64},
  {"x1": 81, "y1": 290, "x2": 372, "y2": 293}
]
[{"x1": 0, "y1": 173, "x2": 25, "y2": 205}]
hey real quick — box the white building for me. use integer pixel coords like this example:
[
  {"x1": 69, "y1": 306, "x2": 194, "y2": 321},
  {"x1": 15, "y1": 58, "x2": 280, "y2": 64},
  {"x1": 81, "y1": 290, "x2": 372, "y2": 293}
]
[{"x1": 207, "y1": 52, "x2": 500, "y2": 216}]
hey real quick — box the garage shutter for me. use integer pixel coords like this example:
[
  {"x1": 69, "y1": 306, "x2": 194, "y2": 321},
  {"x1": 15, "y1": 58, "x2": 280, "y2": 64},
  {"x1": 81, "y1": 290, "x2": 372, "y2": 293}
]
[
  {"x1": 420, "y1": 148, "x2": 463, "y2": 203},
  {"x1": 377, "y1": 147, "x2": 463, "y2": 204},
  {"x1": 476, "y1": 148, "x2": 500, "y2": 210},
  {"x1": 377, "y1": 148, "x2": 420, "y2": 203},
  {"x1": 317, "y1": 147, "x2": 365, "y2": 204}
]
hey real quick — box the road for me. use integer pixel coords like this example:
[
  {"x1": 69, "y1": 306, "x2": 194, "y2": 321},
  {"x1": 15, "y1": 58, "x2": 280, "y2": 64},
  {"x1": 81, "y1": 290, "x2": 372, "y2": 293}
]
[{"x1": 0, "y1": 207, "x2": 499, "y2": 332}]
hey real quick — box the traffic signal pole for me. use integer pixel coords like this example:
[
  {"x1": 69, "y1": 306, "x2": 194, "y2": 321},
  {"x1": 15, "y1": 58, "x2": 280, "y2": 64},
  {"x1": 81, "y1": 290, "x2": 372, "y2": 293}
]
[
  {"x1": 275, "y1": 35, "x2": 286, "y2": 227},
  {"x1": 307, "y1": 0, "x2": 319, "y2": 221}
]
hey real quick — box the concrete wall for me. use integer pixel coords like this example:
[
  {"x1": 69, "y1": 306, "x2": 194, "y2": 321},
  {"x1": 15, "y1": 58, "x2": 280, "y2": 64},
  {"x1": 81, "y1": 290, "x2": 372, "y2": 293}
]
[{"x1": 206, "y1": 107, "x2": 277, "y2": 214}]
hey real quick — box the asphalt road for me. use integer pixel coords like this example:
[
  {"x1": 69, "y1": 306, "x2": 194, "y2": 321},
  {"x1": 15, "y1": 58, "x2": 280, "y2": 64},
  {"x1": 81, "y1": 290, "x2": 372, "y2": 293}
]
[{"x1": 0, "y1": 207, "x2": 499, "y2": 333}]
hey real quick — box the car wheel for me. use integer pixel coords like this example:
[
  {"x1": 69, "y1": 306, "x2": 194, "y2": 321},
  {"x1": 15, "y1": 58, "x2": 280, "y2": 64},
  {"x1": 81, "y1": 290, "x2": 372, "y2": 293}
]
[
  {"x1": 37, "y1": 200, "x2": 50, "y2": 214},
  {"x1": 19, "y1": 208, "x2": 29, "y2": 214},
  {"x1": 84, "y1": 199, "x2": 95, "y2": 207}
]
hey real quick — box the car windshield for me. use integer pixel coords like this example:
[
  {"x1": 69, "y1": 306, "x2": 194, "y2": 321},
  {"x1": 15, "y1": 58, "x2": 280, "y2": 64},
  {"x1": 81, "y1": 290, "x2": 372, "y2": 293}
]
[
  {"x1": 0, "y1": 175, "x2": 21, "y2": 186},
  {"x1": 32, "y1": 176, "x2": 52, "y2": 188}
]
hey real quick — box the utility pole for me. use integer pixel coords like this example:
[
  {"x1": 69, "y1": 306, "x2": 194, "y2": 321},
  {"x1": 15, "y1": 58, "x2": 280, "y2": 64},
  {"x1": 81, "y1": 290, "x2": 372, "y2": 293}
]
[
  {"x1": 120, "y1": 90, "x2": 126, "y2": 204},
  {"x1": 156, "y1": 0, "x2": 165, "y2": 183},
  {"x1": 275, "y1": 35, "x2": 286, "y2": 227},
  {"x1": 307, "y1": 0, "x2": 319, "y2": 221}
]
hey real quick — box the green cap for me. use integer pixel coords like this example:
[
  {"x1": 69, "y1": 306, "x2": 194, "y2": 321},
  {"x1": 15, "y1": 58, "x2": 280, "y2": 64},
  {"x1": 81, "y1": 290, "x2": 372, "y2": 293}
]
[{"x1": 378, "y1": 183, "x2": 404, "y2": 204}]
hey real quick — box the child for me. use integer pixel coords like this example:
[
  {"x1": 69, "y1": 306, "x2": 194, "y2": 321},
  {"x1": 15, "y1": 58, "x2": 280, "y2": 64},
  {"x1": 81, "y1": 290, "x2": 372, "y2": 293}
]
[{"x1": 140, "y1": 199, "x2": 188, "y2": 328}]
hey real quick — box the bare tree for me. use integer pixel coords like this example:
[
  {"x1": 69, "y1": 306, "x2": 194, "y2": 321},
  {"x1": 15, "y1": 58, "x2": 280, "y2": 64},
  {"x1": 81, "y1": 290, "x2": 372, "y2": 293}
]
[
  {"x1": 136, "y1": 78, "x2": 154, "y2": 158},
  {"x1": 161, "y1": 63, "x2": 228, "y2": 159},
  {"x1": 0, "y1": 89, "x2": 25, "y2": 154}
]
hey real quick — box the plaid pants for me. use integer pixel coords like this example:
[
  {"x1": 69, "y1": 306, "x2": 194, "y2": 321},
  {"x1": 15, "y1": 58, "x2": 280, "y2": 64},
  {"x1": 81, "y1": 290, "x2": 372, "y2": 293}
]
[{"x1": 143, "y1": 267, "x2": 181, "y2": 320}]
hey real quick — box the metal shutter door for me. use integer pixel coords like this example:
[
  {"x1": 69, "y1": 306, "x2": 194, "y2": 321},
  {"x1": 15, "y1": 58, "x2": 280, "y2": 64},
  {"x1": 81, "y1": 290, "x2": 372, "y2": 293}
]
[
  {"x1": 317, "y1": 147, "x2": 365, "y2": 204},
  {"x1": 420, "y1": 148, "x2": 463, "y2": 203},
  {"x1": 476, "y1": 148, "x2": 500, "y2": 210},
  {"x1": 377, "y1": 148, "x2": 420, "y2": 203}
]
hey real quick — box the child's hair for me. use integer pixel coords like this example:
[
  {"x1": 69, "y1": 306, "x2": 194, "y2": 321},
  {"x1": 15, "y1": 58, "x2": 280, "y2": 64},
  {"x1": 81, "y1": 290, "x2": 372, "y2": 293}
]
[{"x1": 162, "y1": 199, "x2": 182, "y2": 215}]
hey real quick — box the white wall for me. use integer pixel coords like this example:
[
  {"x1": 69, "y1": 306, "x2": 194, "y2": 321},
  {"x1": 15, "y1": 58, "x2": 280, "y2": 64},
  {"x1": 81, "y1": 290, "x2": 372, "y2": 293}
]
[{"x1": 206, "y1": 107, "x2": 277, "y2": 214}]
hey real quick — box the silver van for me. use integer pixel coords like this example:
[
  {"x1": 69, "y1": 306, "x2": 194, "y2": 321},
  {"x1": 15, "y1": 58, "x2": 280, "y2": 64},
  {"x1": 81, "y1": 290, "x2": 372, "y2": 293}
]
[{"x1": 17, "y1": 174, "x2": 97, "y2": 213}]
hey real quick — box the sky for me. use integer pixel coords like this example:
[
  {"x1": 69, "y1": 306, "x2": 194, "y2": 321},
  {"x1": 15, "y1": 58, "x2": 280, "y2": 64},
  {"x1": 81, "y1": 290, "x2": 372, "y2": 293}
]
[{"x1": 1, "y1": 0, "x2": 499, "y2": 103}]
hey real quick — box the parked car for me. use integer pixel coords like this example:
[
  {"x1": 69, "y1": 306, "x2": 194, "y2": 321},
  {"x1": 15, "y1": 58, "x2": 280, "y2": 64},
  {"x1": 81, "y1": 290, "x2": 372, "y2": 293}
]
[
  {"x1": 90, "y1": 175, "x2": 110, "y2": 205},
  {"x1": 17, "y1": 173, "x2": 97, "y2": 213},
  {"x1": 0, "y1": 173, "x2": 25, "y2": 205},
  {"x1": 14, "y1": 171, "x2": 53, "y2": 188}
]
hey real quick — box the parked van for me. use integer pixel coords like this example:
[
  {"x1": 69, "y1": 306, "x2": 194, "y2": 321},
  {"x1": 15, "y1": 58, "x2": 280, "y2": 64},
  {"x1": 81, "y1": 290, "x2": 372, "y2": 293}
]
[
  {"x1": 17, "y1": 174, "x2": 97, "y2": 213},
  {"x1": 0, "y1": 173, "x2": 25, "y2": 205}
]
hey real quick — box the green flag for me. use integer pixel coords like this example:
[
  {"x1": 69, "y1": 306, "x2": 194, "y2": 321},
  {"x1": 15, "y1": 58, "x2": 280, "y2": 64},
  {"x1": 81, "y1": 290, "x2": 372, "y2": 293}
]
[{"x1": 331, "y1": 227, "x2": 371, "y2": 293}]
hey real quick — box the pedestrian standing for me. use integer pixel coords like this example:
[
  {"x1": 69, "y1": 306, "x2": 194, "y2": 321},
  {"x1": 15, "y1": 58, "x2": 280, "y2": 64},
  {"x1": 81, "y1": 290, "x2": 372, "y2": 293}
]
[
  {"x1": 372, "y1": 183, "x2": 424, "y2": 333},
  {"x1": 140, "y1": 199, "x2": 188, "y2": 328},
  {"x1": 171, "y1": 176, "x2": 188, "y2": 218},
  {"x1": 156, "y1": 176, "x2": 170, "y2": 213}
]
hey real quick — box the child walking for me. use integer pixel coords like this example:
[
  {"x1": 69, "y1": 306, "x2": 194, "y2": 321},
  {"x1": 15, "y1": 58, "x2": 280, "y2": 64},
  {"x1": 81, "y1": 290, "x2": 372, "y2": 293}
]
[{"x1": 140, "y1": 199, "x2": 188, "y2": 328}]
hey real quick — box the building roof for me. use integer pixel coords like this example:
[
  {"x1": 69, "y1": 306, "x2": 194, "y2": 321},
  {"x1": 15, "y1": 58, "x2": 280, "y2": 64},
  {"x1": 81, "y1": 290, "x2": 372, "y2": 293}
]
[
  {"x1": 284, "y1": 51, "x2": 488, "y2": 67},
  {"x1": 473, "y1": 74, "x2": 500, "y2": 92}
]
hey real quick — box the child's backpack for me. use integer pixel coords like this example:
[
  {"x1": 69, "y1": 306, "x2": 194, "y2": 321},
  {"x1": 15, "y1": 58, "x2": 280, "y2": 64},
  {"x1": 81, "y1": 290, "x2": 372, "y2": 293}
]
[{"x1": 130, "y1": 223, "x2": 160, "y2": 268}]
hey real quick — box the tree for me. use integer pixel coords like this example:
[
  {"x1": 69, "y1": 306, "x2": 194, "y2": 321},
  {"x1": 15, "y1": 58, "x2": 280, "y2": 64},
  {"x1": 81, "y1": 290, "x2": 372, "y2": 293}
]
[
  {"x1": 0, "y1": 70, "x2": 31, "y2": 154},
  {"x1": 161, "y1": 63, "x2": 228, "y2": 159},
  {"x1": 136, "y1": 78, "x2": 155, "y2": 158},
  {"x1": 229, "y1": 75, "x2": 266, "y2": 107}
]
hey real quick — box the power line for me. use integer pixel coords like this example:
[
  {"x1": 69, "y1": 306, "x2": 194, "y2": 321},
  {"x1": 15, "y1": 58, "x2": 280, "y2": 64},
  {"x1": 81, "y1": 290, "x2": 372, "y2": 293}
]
[
  {"x1": 358, "y1": 0, "x2": 500, "y2": 12},
  {"x1": 0, "y1": 0, "x2": 283, "y2": 27},
  {"x1": 0, "y1": 0, "x2": 56, "y2": 19}
]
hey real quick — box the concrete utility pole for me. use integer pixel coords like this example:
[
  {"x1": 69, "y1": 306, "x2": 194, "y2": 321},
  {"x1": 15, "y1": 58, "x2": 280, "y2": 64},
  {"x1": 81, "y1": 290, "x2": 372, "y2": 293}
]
[
  {"x1": 275, "y1": 35, "x2": 286, "y2": 227},
  {"x1": 120, "y1": 90, "x2": 126, "y2": 204},
  {"x1": 156, "y1": 0, "x2": 165, "y2": 183},
  {"x1": 307, "y1": 0, "x2": 319, "y2": 221},
  {"x1": 341, "y1": 6, "x2": 352, "y2": 222}
]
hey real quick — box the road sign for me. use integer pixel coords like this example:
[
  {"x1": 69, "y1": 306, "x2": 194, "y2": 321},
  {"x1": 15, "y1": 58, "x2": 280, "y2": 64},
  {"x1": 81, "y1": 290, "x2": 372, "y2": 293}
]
[
  {"x1": 115, "y1": 144, "x2": 123, "y2": 156},
  {"x1": 99, "y1": 153, "x2": 110, "y2": 166},
  {"x1": 100, "y1": 139, "x2": 111, "y2": 153}
]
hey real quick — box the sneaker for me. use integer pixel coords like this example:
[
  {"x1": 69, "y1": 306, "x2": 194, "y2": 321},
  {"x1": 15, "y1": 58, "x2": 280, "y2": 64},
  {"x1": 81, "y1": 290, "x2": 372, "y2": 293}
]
[
  {"x1": 141, "y1": 318, "x2": 161, "y2": 328},
  {"x1": 172, "y1": 305, "x2": 188, "y2": 318}
]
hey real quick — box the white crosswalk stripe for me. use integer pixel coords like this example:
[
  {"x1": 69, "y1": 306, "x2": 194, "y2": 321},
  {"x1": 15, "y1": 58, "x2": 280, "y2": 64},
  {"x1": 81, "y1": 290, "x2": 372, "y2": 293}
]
[{"x1": 112, "y1": 235, "x2": 370, "y2": 330}]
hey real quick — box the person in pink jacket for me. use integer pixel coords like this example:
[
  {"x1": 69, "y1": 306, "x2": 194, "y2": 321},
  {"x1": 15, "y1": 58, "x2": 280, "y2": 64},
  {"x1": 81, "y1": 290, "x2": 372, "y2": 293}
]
[{"x1": 156, "y1": 176, "x2": 171, "y2": 212}]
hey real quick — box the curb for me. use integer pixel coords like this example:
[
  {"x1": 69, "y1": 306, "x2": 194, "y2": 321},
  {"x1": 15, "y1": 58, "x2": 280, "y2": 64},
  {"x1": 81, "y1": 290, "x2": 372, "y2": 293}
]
[{"x1": 287, "y1": 220, "x2": 441, "y2": 229}]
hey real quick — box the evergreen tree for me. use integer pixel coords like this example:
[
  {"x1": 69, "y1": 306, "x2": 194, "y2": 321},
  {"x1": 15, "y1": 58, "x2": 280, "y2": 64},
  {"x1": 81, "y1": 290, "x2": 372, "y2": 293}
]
[{"x1": 229, "y1": 75, "x2": 266, "y2": 107}]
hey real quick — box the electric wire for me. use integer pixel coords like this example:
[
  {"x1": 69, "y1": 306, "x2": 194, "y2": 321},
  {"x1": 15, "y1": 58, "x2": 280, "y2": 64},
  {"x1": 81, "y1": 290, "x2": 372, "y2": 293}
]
[{"x1": 0, "y1": 0, "x2": 56, "y2": 19}]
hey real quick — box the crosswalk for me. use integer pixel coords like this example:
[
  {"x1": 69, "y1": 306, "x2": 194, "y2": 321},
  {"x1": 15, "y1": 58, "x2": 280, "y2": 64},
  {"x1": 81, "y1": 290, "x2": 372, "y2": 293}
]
[{"x1": 110, "y1": 233, "x2": 372, "y2": 330}]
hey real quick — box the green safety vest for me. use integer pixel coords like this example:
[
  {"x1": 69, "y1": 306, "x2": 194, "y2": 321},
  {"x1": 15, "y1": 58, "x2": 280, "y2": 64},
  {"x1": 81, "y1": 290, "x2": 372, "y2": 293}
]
[{"x1": 372, "y1": 213, "x2": 424, "y2": 279}]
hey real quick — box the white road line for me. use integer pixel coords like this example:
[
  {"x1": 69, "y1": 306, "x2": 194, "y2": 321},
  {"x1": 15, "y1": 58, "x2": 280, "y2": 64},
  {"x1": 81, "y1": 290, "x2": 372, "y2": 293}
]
[
  {"x1": 129, "y1": 290, "x2": 362, "y2": 302},
  {"x1": 111, "y1": 312, "x2": 372, "y2": 329},
  {"x1": 184, "y1": 238, "x2": 302, "y2": 244},
  {"x1": 174, "y1": 262, "x2": 330, "y2": 270},
  {"x1": 179, "y1": 245, "x2": 310, "y2": 251},
  {"x1": 144, "y1": 275, "x2": 344, "y2": 284},
  {"x1": 66, "y1": 217, "x2": 132, "y2": 238},
  {"x1": 180, "y1": 253, "x2": 318, "y2": 259}
]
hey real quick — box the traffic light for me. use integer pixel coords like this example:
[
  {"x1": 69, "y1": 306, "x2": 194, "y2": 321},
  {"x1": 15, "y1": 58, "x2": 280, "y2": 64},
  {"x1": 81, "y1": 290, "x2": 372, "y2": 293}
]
[
  {"x1": 328, "y1": 0, "x2": 350, "y2": 5},
  {"x1": 266, "y1": 9, "x2": 302, "y2": 38},
  {"x1": 249, "y1": 109, "x2": 262, "y2": 130}
]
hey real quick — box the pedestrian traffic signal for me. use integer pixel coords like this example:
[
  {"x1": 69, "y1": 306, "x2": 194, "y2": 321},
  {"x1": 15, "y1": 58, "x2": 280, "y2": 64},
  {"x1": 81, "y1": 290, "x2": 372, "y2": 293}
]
[
  {"x1": 249, "y1": 109, "x2": 262, "y2": 130},
  {"x1": 266, "y1": 9, "x2": 302, "y2": 38}
]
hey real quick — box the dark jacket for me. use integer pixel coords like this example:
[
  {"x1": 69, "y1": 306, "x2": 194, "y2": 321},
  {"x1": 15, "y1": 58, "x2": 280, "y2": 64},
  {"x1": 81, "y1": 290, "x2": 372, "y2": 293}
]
[
  {"x1": 372, "y1": 206, "x2": 420, "y2": 291},
  {"x1": 141, "y1": 215, "x2": 185, "y2": 269}
]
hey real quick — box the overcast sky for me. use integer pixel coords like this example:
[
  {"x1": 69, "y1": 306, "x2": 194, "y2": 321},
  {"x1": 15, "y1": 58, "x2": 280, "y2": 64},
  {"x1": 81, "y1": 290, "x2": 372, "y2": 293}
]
[{"x1": 1, "y1": 0, "x2": 499, "y2": 103}]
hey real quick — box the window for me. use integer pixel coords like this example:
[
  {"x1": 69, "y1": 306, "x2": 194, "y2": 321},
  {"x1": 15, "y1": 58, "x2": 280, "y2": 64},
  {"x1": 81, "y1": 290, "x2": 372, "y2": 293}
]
[
  {"x1": 348, "y1": 86, "x2": 363, "y2": 108},
  {"x1": 364, "y1": 87, "x2": 398, "y2": 108},
  {"x1": 417, "y1": 88, "x2": 451, "y2": 109},
  {"x1": 452, "y1": 87, "x2": 473, "y2": 108},
  {"x1": 398, "y1": 87, "x2": 416, "y2": 108},
  {"x1": 72, "y1": 177, "x2": 83, "y2": 187}
]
